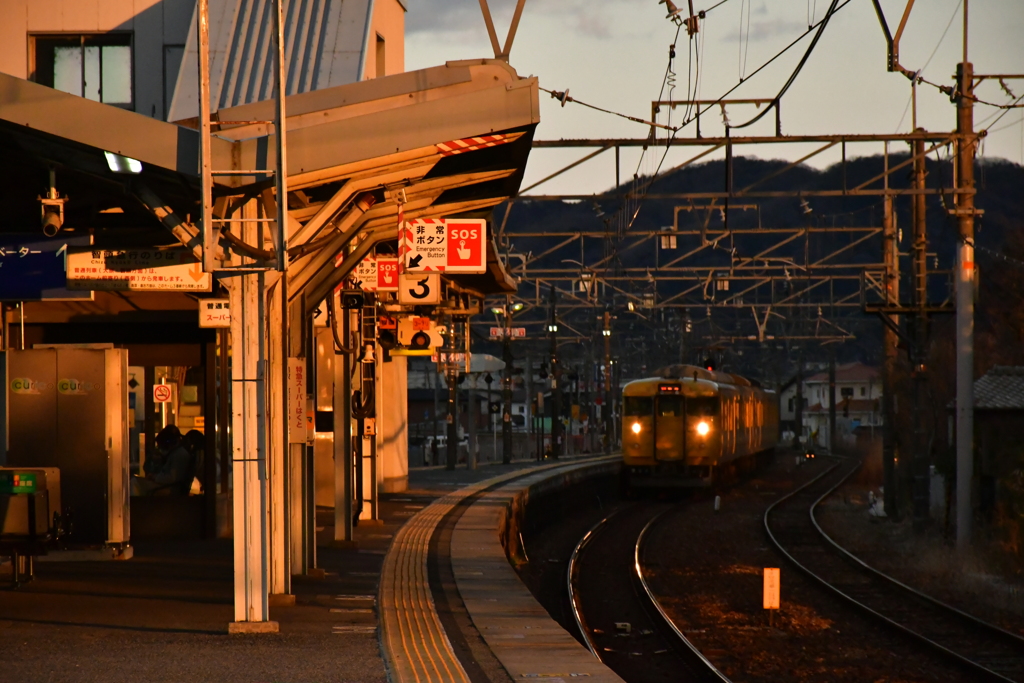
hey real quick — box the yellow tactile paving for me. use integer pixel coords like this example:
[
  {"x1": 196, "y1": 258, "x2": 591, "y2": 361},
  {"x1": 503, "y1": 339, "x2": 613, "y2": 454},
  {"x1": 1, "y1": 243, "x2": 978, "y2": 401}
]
[{"x1": 379, "y1": 458, "x2": 616, "y2": 683}]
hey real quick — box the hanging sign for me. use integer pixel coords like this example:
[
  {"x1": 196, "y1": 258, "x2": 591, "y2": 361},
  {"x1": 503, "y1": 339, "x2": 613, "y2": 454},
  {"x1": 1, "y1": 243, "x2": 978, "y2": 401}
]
[
  {"x1": 763, "y1": 568, "x2": 780, "y2": 610},
  {"x1": 489, "y1": 327, "x2": 527, "y2": 339},
  {"x1": 398, "y1": 273, "x2": 441, "y2": 305},
  {"x1": 153, "y1": 384, "x2": 173, "y2": 404},
  {"x1": 199, "y1": 298, "x2": 231, "y2": 328},
  {"x1": 67, "y1": 248, "x2": 212, "y2": 292},
  {"x1": 287, "y1": 358, "x2": 307, "y2": 443},
  {"x1": 400, "y1": 218, "x2": 487, "y2": 273}
]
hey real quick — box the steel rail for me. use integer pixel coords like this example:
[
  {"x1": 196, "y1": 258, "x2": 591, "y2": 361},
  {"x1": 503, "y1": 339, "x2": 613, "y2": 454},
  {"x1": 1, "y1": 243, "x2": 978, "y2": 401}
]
[
  {"x1": 764, "y1": 458, "x2": 1024, "y2": 683},
  {"x1": 634, "y1": 508, "x2": 734, "y2": 683},
  {"x1": 566, "y1": 512, "x2": 615, "y2": 658}
]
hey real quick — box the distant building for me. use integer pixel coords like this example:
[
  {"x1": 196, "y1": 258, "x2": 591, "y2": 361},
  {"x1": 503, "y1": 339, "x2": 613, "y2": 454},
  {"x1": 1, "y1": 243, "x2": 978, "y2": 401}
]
[
  {"x1": 963, "y1": 366, "x2": 1024, "y2": 517},
  {"x1": 779, "y1": 362, "x2": 881, "y2": 449}
]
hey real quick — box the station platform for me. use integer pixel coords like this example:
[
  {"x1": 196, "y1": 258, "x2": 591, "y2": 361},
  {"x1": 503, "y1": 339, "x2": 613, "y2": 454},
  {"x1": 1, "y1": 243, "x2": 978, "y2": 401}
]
[{"x1": 0, "y1": 455, "x2": 621, "y2": 683}]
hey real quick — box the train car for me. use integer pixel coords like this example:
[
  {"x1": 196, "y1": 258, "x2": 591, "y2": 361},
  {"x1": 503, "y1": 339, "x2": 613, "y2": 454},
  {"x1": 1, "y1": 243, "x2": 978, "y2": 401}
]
[{"x1": 621, "y1": 364, "x2": 779, "y2": 491}]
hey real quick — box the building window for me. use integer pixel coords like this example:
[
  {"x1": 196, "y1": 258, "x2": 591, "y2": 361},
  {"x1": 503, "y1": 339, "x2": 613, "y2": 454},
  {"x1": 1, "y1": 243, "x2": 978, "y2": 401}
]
[
  {"x1": 375, "y1": 34, "x2": 386, "y2": 79},
  {"x1": 788, "y1": 397, "x2": 794, "y2": 411},
  {"x1": 33, "y1": 34, "x2": 133, "y2": 108},
  {"x1": 860, "y1": 386, "x2": 866, "y2": 396},
  {"x1": 841, "y1": 387, "x2": 854, "y2": 398}
]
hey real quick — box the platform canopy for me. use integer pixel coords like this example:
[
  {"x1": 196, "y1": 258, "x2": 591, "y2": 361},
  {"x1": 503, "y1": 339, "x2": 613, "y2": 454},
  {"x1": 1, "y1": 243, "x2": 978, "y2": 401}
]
[{"x1": 0, "y1": 58, "x2": 537, "y2": 303}]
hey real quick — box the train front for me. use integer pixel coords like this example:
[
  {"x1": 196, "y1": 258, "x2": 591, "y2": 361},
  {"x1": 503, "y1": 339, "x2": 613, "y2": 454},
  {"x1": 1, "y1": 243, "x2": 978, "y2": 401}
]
[{"x1": 621, "y1": 378, "x2": 722, "y2": 490}]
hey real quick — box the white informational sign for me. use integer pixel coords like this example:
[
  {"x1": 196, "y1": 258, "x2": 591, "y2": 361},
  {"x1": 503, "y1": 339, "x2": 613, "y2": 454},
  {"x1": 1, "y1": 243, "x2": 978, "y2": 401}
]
[
  {"x1": 67, "y1": 249, "x2": 212, "y2": 291},
  {"x1": 489, "y1": 327, "x2": 527, "y2": 339},
  {"x1": 352, "y1": 254, "x2": 377, "y2": 290},
  {"x1": 400, "y1": 218, "x2": 487, "y2": 273},
  {"x1": 199, "y1": 298, "x2": 231, "y2": 328},
  {"x1": 398, "y1": 273, "x2": 441, "y2": 305},
  {"x1": 153, "y1": 383, "x2": 173, "y2": 404},
  {"x1": 352, "y1": 255, "x2": 399, "y2": 292},
  {"x1": 287, "y1": 358, "x2": 307, "y2": 444},
  {"x1": 763, "y1": 567, "x2": 780, "y2": 610}
]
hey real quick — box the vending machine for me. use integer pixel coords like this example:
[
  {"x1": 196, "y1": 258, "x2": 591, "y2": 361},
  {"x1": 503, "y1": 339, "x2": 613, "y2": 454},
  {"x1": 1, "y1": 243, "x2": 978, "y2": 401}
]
[{"x1": 6, "y1": 348, "x2": 129, "y2": 546}]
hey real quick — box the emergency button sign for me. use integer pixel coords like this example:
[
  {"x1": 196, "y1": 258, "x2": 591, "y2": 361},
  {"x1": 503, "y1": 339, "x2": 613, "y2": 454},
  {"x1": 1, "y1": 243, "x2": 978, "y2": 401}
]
[
  {"x1": 401, "y1": 218, "x2": 487, "y2": 273},
  {"x1": 446, "y1": 220, "x2": 485, "y2": 270}
]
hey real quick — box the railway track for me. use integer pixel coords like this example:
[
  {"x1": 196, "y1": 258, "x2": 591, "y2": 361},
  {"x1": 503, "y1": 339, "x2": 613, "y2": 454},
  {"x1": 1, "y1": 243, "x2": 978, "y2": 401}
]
[
  {"x1": 765, "y1": 457, "x2": 1024, "y2": 683},
  {"x1": 568, "y1": 502, "x2": 732, "y2": 683}
]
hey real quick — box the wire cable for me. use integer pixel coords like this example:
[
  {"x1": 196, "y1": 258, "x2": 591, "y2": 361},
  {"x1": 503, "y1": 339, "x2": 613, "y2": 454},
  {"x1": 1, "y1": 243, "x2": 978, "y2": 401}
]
[{"x1": 894, "y1": 0, "x2": 962, "y2": 133}]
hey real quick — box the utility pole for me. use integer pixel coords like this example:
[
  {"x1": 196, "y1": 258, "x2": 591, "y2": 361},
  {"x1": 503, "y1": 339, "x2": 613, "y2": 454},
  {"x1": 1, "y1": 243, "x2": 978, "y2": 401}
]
[
  {"x1": 603, "y1": 310, "x2": 612, "y2": 455},
  {"x1": 882, "y1": 195, "x2": 899, "y2": 519},
  {"x1": 828, "y1": 350, "x2": 837, "y2": 454},
  {"x1": 549, "y1": 286, "x2": 561, "y2": 458},
  {"x1": 912, "y1": 132, "x2": 931, "y2": 531},
  {"x1": 793, "y1": 353, "x2": 804, "y2": 449},
  {"x1": 955, "y1": 49, "x2": 976, "y2": 549}
]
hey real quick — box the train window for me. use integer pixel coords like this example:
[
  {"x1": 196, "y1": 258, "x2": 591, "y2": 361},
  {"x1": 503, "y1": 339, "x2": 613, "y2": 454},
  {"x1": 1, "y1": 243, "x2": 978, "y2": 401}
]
[
  {"x1": 687, "y1": 396, "x2": 719, "y2": 417},
  {"x1": 658, "y1": 395, "x2": 682, "y2": 416},
  {"x1": 624, "y1": 396, "x2": 653, "y2": 416}
]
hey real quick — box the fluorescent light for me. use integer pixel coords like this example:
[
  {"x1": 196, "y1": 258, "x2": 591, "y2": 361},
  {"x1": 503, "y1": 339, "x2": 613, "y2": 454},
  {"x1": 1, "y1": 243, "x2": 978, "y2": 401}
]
[{"x1": 104, "y1": 151, "x2": 143, "y2": 174}]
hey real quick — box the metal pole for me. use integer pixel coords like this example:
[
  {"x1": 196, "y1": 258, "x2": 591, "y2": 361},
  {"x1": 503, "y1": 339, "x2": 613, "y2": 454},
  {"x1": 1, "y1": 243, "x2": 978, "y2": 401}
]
[
  {"x1": 794, "y1": 354, "x2": 804, "y2": 449},
  {"x1": 272, "y1": 0, "x2": 289, "y2": 272},
  {"x1": 912, "y1": 133, "x2": 931, "y2": 531},
  {"x1": 468, "y1": 374, "x2": 478, "y2": 471},
  {"x1": 197, "y1": 0, "x2": 215, "y2": 272},
  {"x1": 955, "y1": 59, "x2": 976, "y2": 549},
  {"x1": 501, "y1": 306, "x2": 513, "y2": 464},
  {"x1": 882, "y1": 195, "x2": 899, "y2": 519},
  {"x1": 603, "y1": 310, "x2": 612, "y2": 455},
  {"x1": 334, "y1": 301, "x2": 353, "y2": 543},
  {"x1": 549, "y1": 286, "x2": 561, "y2": 458},
  {"x1": 446, "y1": 317, "x2": 458, "y2": 471},
  {"x1": 525, "y1": 353, "x2": 534, "y2": 460},
  {"x1": 828, "y1": 351, "x2": 837, "y2": 454}
]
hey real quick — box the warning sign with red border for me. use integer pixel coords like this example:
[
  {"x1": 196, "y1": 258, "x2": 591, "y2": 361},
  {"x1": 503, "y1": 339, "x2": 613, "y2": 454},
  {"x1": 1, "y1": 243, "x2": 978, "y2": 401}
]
[
  {"x1": 351, "y1": 255, "x2": 399, "y2": 292},
  {"x1": 399, "y1": 218, "x2": 487, "y2": 274}
]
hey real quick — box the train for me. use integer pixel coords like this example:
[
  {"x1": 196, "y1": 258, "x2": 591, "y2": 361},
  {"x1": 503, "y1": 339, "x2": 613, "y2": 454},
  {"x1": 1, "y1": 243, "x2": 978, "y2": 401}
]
[{"x1": 621, "y1": 364, "x2": 779, "y2": 491}]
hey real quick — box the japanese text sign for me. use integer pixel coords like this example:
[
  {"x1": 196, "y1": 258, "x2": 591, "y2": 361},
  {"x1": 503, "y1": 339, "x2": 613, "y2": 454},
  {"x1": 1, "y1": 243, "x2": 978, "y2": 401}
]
[
  {"x1": 199, "y1": 298, "x2": 231, "y2": 328},
  {"x1": 400, "y1": 218, "x2": 487, "y2": 273},
  {"x1": 67, "y1": 249, "x2": 212, "y2": 292},
  {"x1": 287, "y1": 358, "x2": 307, "y2": 443}
]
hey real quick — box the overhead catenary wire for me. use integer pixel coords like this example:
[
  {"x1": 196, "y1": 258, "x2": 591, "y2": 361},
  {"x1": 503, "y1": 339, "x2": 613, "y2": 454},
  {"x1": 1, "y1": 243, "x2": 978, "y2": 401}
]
[{"x1": 894, "y1": 0, "x2": 963, "y2": 133}]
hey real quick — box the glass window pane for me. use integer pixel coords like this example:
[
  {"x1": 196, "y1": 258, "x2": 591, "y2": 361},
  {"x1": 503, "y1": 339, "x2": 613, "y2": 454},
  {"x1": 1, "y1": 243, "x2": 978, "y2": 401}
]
[
  {"x1": 53, "y1": 46, "x2": 82, "y2": 96},
  {"x1": 84, "y1": 46, "x2": 100, "y2": 101},
  {"x1": 624, "y1": 396, "x2": 653, "y2": 417},
  {"x1": 687, "y1": 397, "x2": 719, "y2": 417},
  {"x1": 101, "y1": 45, "x2": 132, "y2": 104},
  {"x1": 658, "y1": 396, "x2": 681, "y2": 417}
]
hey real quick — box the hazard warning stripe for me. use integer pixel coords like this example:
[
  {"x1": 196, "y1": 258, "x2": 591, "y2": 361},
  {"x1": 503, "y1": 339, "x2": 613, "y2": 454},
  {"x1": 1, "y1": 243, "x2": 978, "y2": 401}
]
[{"x1": 436, "y1": 134, "x2": 518, "y2": 157}]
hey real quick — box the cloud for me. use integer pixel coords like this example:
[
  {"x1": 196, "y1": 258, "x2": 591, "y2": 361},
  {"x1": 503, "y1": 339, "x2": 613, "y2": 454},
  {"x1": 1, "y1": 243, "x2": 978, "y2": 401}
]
[
  {"x1": 724, "y1": 18, "x2": 807, "y2": 43},
  {"x1": 406, "y1": 0, "x2": 645, "y2": 39}
]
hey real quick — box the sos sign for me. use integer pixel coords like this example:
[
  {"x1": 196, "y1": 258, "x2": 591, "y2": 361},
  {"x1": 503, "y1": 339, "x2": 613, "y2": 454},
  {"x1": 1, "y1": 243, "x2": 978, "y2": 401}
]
[{"x1": 445, "y1": 220, "x2": 485, "y2": 271}]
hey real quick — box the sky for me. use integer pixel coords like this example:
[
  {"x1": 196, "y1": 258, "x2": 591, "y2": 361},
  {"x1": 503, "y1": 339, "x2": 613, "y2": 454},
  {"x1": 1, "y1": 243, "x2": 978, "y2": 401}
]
[{"x1": 404, "y1": 0, "x2": 1024, "y2": 195}]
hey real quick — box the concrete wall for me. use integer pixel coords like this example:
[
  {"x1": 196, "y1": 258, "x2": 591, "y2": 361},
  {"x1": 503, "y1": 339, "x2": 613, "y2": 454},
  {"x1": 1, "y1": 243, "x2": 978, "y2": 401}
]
[
  {"x1": 0, "y1": 0, "x2": 193, "y2": 119},
  {"x1": 362, "y1": 0, "x2": 405, "y2": 80}
]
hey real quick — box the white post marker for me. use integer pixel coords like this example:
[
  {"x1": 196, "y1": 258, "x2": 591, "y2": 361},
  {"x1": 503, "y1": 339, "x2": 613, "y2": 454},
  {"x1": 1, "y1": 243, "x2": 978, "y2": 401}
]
[{"x1": 764, "y1": 567, "x2": 780, "y2": 626}]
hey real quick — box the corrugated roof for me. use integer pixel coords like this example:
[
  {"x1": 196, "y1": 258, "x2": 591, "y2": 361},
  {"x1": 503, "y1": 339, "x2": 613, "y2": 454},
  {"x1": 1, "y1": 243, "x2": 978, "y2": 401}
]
[
  {"x1": 806, "y1": 362, "x2": 880, "y2": 384},
  {"x1": 168, "y1": 0, "x2": 372, "y2": 122},
  {"x1": 974, "y1": 366, "x2": 1024, "y2": 410}
]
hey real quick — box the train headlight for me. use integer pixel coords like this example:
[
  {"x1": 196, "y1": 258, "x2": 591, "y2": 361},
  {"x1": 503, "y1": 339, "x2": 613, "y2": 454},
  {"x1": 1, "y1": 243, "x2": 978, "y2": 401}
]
[
  {"x1": 696, "y1": 420, "x2": 710, "y2": 436},
  {"x1": 631, "y1": 422, "x2": 642, "y2": 435}
]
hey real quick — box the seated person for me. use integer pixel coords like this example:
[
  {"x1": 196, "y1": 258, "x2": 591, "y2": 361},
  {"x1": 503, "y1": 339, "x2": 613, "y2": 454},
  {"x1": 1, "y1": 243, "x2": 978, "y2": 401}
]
[{"x1": 131, "y1": 425, "x2": 194, "y2": 496}]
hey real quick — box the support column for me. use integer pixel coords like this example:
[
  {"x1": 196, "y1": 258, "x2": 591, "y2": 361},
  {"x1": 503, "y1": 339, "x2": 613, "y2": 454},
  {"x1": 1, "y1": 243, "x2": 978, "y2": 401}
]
[
  {"x1": 603, "y1": 310, "x2": 612, "y2": 455},
  {"x1": 228, "y1": 269, "x2": 276, "y2": 632},
  {"x1": 501, "y1": 312, "x2": 513, "y2": 464},
  {"x1": 445, "y1": 316, "x2": 458, "y2": 471},
  {"x1": 793, "y1": 355, "x2": 804, "y2": 449},
  {"x1": 333, "y1": 304, "x2": 354, "y2": 543},
  {"x1": 549, "y1": 287, "x2": 561, "y2": 458},
  {"x1": 955, "y1": 60, "x2": 976, "y2": 549},
  {"x1": 266, "y1": 280, "x2": 289, "y2": 600},
  {"x1": 882, "y1": 196, "x2": 900, "y2": 519},
  {"x1": 378, "y1": 354, "x2": 409, "y2": 491}
]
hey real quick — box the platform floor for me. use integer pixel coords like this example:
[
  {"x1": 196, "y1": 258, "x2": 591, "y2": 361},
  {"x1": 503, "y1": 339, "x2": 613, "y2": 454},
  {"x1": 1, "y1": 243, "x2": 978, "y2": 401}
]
[{"x1": 0, "y1": 457, "x2": 562, "y2": 683}]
